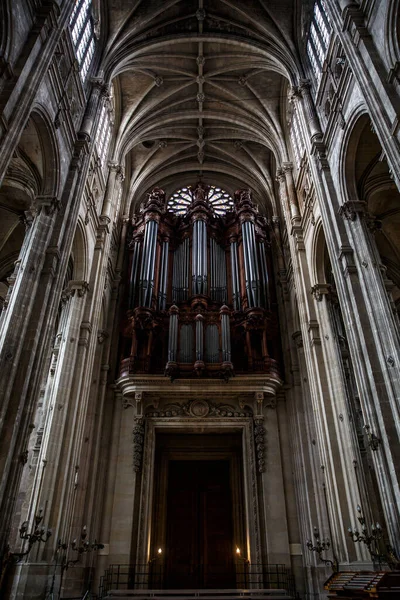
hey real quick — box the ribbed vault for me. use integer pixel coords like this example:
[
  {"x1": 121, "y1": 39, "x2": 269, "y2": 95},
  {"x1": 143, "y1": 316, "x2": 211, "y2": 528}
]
[{"x1": 99, "y1": 0, "x2": 306, "y2": 214}]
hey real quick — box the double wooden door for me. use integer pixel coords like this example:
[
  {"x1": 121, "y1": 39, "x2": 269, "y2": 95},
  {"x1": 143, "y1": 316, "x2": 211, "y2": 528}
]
[{"x1": 164, "y1": 460, "x2": 235, "y2": 589}]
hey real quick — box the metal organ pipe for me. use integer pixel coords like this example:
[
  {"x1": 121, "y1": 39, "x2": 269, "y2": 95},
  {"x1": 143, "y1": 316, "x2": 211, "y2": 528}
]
[
  {"x1": 129, "y1": 240, "x2": 141, "y2": 309},
  {"x1": 258, "y1": 241, "x2": 270, "y2": 310},
  {"x1": 192, "y1": 219, "x2": 207, "y2": 295},
  {"x1": 210, "y1": 238, "x2": 227, "y2": 303},
  {"x1": 230, "y1": 240, "x2": 240, "y2": 311},
  {"x1": 172, "y1": 238, "x2": 189, "y2": 303},
  {"x1": 220, "y1": 307, "x2": 232, "y2": 364},
  {"x1": 242, "y1": 220, "x2": 261, "y2": 308},
  {"x1": 139, "y1": 219, "x2": 158, "y2": 307},
  {"x1": 167, "y1": 306, "x2": 179, "y2": 363},
  {"x1": 158, "y1": 240, "x2": 169, "y2": 310}
]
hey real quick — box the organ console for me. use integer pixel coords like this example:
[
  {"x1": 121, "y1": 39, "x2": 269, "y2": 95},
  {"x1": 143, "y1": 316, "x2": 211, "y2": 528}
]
[{"x1": 119, "y1": 183, "x2": 281, "y2": 381}]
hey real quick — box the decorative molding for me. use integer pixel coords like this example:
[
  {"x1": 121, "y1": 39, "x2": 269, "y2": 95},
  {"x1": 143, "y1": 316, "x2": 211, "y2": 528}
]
[
  {"x1": 339, "y1": 200, "x2": 367, "y2": 221},
  {"x1": 133, "y1": 418, "x2": 145, "y2": 472},
  {"x1": 68, "y1": 280, "x2": 89, "y2": 297},
  {"x1": 311, "y1": 283, "x2": 331, "y2": 301},
  {"x1": 146, "y1": 399, "x2": 253, "y2": 419},
  {"x1": 254, "y1": 417, "x2": 266, "y2": 473}
]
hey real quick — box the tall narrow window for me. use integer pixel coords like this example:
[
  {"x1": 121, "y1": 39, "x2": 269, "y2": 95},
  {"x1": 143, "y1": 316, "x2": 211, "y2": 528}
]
[
  {"x1": 290, "y1": 108, "x2": 305, "y2": 169},
  {"x1": 306, "y1": 0, "x2": 331, "y2": 85},
  {"x1": 69, "y1": 0, "x2": 95, "y2": 81},
  {"x1": 96, "y1": 85, "x2": 113, "y2": 170}
]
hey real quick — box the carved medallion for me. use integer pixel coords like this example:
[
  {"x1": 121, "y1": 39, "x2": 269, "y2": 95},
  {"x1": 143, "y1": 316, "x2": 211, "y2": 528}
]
[{"x1": 189, "y1": 400, "x2": 210, "y2": 418}]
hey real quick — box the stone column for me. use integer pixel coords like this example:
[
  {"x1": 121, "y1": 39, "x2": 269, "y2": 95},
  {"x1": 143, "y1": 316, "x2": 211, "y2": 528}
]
[{"x1": 337, "y1": 200, "x2": 400, "y2": 551}]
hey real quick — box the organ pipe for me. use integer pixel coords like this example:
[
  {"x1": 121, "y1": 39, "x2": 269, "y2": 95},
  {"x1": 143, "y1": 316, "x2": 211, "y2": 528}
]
[
  {"x1": 210, "y1": 238, "x2": 227, "y2": 303},
  {"x1": 220, "y1": 307, "x2": 232, "y2": 364},
  {"x1": 230, "y1": 240, "x2": 240, "y2": 311},
  {"x1": 192, "y1": 219, "x2": 207, "y2": 295},
  {"x1": 195, "y1": 314, "x2": 204, "y2": 362},
  {"x1": 158, "y1": 239, "x2": 169, "y2": 310},
  {"x1": 167, "y1": 306, "x2": 179, "y2": 362},
  {"x1": 139, "y1": 219, "x2": 158, "y2": 307},
  {"x1": 172, "y1": 238, "x2": 189, "y2": 303},
  {"x1": 129, "y1": 240, "x2": 141, "y2": 309},
  {"x1": 258, "y1": 241, "x2": 270, "y2": 310},
  {"x1": 242, "y1": 220, "x2": 261, "y2": 308}
]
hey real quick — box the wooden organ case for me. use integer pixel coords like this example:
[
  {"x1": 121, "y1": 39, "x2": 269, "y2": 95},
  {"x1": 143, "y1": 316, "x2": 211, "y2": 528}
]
[{"x1": 119, "y1": 184, "x2": 281, "y2": 381}]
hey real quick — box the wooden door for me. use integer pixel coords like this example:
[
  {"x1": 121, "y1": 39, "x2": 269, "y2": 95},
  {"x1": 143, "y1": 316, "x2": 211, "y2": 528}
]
[{"x1": 165, "y1": 460, "x2": 235, "y2": 589}]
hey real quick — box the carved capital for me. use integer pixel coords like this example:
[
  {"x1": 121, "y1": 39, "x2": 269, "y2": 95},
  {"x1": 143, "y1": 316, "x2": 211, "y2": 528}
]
[
  {"x1": 292, "y1": 330, "x2": 303, "y2": 349},
  {"x1": 34, "y1": 196, "x2": 61, "y2": 216},
  {"x1": 339, "y1": 200, "x2": 367, "y2": 221},
  {"x1": 68, "y1": 280, "x2": 90, "y2": 297},
  {"x1": 282, "y1": 162, "x2": 293, "y2": 174},
  {"x1": 311, "y1": 283, "x2": 331, "y2": 301}
]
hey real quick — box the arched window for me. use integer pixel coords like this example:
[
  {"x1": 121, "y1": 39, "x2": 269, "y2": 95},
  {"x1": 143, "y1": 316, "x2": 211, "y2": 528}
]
[
  {"x1": 168, "y1": 185, "x2": 234, "y2": 216},
  {"x1": 69, "y1": 0, "x2": 95, "y2": 81},
  {"x1": 306, "y1": 0, "x2": 331, "y2": 85}
]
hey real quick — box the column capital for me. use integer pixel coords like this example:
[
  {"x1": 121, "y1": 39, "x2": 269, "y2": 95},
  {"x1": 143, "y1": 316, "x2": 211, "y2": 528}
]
[
  {"x1": 282, "y1": 161, "x2": 294, "y2": 174},
  {"x1": 339, "y1": 200, "x2": 367, "y2": 221},
  {"x1": 311, "y1": 283, "x2": 332, "y2": 302}
]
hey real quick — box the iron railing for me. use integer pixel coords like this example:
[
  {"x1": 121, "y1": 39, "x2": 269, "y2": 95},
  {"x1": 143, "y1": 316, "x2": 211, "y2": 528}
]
[{"x1": 99, "y1": 563, "x2": 297, "y2": 598}]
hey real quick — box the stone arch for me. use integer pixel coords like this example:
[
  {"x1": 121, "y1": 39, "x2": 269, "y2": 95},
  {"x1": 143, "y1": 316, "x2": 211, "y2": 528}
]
[
  {"x1": 385, "y1": 0, "x2": 400, "y2": 77},
  {"x1": 341, "y1": 109, "x2": 400, "y2": 313},
  {"x1": 0, "y1": 106, "x2": 60, "y2": 308},
  {"x1": 29, "y1": 104, "x2": 60, "y2": 197}
]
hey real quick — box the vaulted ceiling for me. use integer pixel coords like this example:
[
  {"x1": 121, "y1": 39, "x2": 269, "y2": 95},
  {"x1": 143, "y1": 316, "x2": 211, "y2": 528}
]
[{"x1": 99, "y1": 0, "x2": 309, "y2": 214}]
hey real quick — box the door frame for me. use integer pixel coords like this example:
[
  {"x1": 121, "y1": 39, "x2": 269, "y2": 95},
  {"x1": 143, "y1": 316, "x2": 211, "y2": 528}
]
[{"x1": 136, "y1": 418, "x2": 262, "y2": 570}]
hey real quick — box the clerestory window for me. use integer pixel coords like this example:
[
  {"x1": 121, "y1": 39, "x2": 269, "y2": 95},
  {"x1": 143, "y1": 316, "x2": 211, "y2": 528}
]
[
  {"x1": 69, "y1": 0, "x2": 96, "y2": 81},
  {"x1": 306, "y1": 0, "x2": 331, "y2": 85}
]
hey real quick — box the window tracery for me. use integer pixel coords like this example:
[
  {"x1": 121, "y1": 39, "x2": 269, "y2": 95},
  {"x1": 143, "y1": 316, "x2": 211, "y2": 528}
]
[
  {"x1": 307, "y1": 0, "x2": 331, "y2": 84},
  {"x1": 69, "y1": 0, "x2": 95, "y2": 80},
  {"x1": 167, "y1": 185, "x2": 234, "y2": 216}
]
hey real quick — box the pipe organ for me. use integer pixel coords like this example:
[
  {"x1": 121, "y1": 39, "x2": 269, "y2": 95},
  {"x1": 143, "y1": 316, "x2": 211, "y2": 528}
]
[{"x1": 120, "y1": 184, "x2": 280, "y2": 380}]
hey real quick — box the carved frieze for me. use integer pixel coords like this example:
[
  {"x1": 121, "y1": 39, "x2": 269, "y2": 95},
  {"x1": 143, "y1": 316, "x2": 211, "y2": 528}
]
[{"x1": 145, "y1": 399, "x2": 253, "y2": 418}]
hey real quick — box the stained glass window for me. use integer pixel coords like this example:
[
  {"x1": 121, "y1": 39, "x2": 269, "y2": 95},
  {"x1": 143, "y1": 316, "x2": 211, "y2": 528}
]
[
  {"x1": 69, "y1": 0, "x2": 95, "y2": 81},
  {"x1": 168, "y1": 185, "x2": 234, "y2": 216}
]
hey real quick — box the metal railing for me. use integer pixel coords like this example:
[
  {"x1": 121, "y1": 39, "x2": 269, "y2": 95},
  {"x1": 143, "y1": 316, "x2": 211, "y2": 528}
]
[{"x1": 99, "y1": 564, "x2": 297, "y2": 598}]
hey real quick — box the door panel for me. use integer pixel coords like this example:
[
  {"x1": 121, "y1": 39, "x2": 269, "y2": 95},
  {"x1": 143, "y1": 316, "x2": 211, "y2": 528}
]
[{"x1": 165, "y1": 460, "x2": 235, "y2": 589}]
